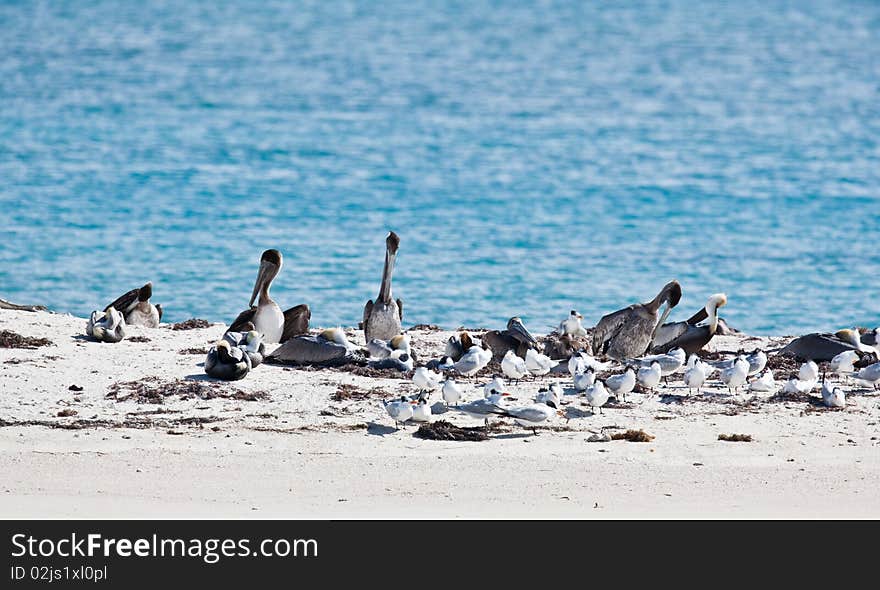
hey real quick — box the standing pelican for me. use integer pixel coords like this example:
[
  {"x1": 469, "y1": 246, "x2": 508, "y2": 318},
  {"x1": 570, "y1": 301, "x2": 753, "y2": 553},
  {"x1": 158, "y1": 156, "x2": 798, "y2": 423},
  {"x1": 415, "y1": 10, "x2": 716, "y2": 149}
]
[
  {"x1": 105, "y1": 282, "x2": 162, "y2": 327},
  {"x1": 650, "y1": 294, "x2": 728, "y2": 355},
  {"x1": 592, "y1": 281, "x2": 682, "y2": 361},
  {"x1": 363, "y1": 232, "x2": 403, "y2": 342},
  {"x1": 228, "y1": 249, "x2": 310, "y2": 344}
]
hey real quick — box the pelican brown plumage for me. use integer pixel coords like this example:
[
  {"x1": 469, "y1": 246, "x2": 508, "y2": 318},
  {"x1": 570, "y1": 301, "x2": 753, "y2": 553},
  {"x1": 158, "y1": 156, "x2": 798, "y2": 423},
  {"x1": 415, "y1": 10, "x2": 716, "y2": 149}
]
[
  {"x1": 363, "y1": 232, "x2": 403, "y2": 342},
  {"x1": 227, "y1": 249, "x2": 310, "y2": 344},
  {"x1": 650, "y1": 293, "x2": 728, "y2": 355},
  {"x1": 105, "y1": 282, "x2": 162, "y2": 327},
  {"x1": 591, "y1": 280, "x2": 682, "y2": 361}
]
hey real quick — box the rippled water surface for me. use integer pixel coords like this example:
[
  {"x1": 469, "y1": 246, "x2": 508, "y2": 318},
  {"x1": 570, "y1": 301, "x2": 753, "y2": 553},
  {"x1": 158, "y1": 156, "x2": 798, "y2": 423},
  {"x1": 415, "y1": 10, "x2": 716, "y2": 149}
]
[{"x1": 1, "y1": 0, "x2": 879, "y2": 334}]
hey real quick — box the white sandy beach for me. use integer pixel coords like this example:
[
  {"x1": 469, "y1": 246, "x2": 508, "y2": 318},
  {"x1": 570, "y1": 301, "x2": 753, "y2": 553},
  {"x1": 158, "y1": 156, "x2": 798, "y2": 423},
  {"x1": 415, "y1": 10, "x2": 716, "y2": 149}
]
[{"x1": 1, "y1": 309, "x2": 878, "y2": 518}]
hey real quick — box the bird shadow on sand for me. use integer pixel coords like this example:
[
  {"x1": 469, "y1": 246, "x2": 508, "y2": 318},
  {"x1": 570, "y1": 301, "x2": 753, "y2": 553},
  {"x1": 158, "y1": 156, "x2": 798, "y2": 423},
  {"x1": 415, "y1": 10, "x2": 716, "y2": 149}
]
[
  {"x1": 430, "y1": 402, "x2": 450, "y2": 415},
  {"x1": 184, "y1": 373, "x2": 218, "y2": 382},
  {"x1": 564, "y1": 406, "x2": 594, "y2": 420},
  {"x1": 366, "y1": 422, "x2": 399, "y2": 437},
  {"x1": 491, "y1": 431, "x2": 538, "y2": 440},
  {"x1": 70, "y1": 335, "x2": 92, "y2": 342}
]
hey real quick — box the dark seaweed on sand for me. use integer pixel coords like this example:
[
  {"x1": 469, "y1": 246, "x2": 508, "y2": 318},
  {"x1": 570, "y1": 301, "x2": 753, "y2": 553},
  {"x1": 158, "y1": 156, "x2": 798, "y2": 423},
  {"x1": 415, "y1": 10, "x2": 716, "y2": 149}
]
[
  {"x1": 414, "y1": 420, "x2": 489, "y2": 442},
  {"x1": 127, "y1": 335, "x2": 152, "y2": 343},
  {"x1": 611, "y1": 429, "x2": 655, "y2": 442},
  {"x1": 0, "y1": 330, "x2": 53, "y2": 349},
  {"x1": 169, "y1": 319, "x2": 211, "y2": 330},
  {"x1": 718, "y1": 433, "x2": 753, "y2": 442},
  {"x1": 107, "y1": 379, "x2": 267, "y2": 404},
  {"x1": 332, "y1": 384, "x2": 389, "y2": 402},
  {"x1": 178, "y1": 347, "x2": 209, "y2": 355}
]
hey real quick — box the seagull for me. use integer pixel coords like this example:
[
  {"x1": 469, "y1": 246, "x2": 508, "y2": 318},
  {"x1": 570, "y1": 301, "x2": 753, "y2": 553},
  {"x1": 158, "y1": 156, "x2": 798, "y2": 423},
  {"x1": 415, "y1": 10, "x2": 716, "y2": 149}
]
[
  {"x1": 829, "y1": 350, "x2": 859, "y2": 380},
  {"x1": 749, "y1": 370, "x2": 776, "y2": 393},
  {"x1": 782, "y1": 376, "x2": 818, "y2": 394},
  {"x1": 441, "y1": 378, "x2": 463, "y2": 407},
  {"x1": 605, "y1": 367, "x2": 636, "y2": 402},
  {"x1": 559, "y1": 310, "x2": 587, "y2": 338},
  {"x1": 413, "y1": 367, "x2": 442, "y2": 393},
  {"x1": 569, "y1": 351, "x2": 613, "y2": 374},
  {"x1": 501, "y1": 350, "x2": 529, "y2": 382},
  {"x1": 497, "y1": 403, "x2": 559, "y2": 435},
  {"x1": 457, "y1": 393, "x2": 509, "y2": 426},
  {"x1": 525, "y1": 348, "x2": 558, "y2": 376},
  {"x1": 425, "y1": 356, "x2": 455, "y2": 371},
  {"x1": 637, "y1": 361, "x2": 662, "y2": 394},
  {"x1": 411, "y1": 398, "x2": 433, "y2": 422},
  {"x1": 445, "y1": 332, "x2": 476, "y2": 361},
  {"x1": 821, "y1": 381, "x2": 845, "y2": 408},
  {"x1": 453, "y1": 344, "x2": 492, "y2": 377},
  {"x1": 856, "y1": 362, "x2": 880, "y2": 390},
  {"x1": 632, "y1": 347, "x2": 686, "y2": 380},
  {"x1": 535, "y1": 384, "x2": 562, "y2": 409},
  {"x1": 799, "y1": 360, "x2": 819, "y2": 383},
  {"x1": 585, "y1": 380, "x2": 610, "y2": 414},
  {"x1": 383, "y1": 396, "x2": 415, "y2": 429},
  {"x1": 711, "y1": 350, "x2": 766, "y2": 376},
  {"x1": 483, "y1": 376, "x2": 506, "y2": 398},
  {"x1": 573, "y1": 368, "x2": 596, "y2": 392},
  {"x1": 683, "y1": 357, "x2": 708, "y2": 394},
  {"x1": 720, "y1": 355, "x2": 749, "y2": 393}
]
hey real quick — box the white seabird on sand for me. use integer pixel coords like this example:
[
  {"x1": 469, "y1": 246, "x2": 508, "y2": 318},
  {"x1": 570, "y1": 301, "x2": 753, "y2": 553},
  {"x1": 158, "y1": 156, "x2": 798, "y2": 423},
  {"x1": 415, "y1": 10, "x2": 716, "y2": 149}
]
[
  {"x1": 411, "y1": 398, "x2": 432, "y2": 422},
  {"x1": 383, "y1": 396, "x2": 415, "y2": 429},
  {"x1": 749, "y1": 370, "x2": 776, "y2": 393},
  {"x1": 441, "y1": 378, "x2": 462, "y2": 407},
  {"x1": 585, "y1": 380, "x2": 610, "y2": 414},
  {"x1": 525, "y1": 348, "x2": 558, "y2": 376},
  {"x1": 605, "y1": 367, "x2": 636, "y2": 402},
  {"x1": 821, "y1": 381, "x2": 845, "y2": 408},
  {"x1": 573, "y1": 368, "x2": 596, "y2": 392},
  {"x1": 454, "y1": 344, "x2": 492, "y2": 377},
  {"x1": 637, "y1": 361, "x2": 662, "y2": 393},
  {"x1": 501, "y1": 350, "x2": 528, "y2": 381},
  {"x1": 720, "y1": 355, "x2": 749, "y2": 393}
]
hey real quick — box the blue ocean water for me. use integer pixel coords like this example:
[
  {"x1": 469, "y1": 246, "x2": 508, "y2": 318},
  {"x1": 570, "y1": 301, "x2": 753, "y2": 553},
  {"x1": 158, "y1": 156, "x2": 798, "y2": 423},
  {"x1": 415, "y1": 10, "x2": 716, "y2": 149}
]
[{"x1": 1, "y1": 0, "x2": 878, "y2": 335}]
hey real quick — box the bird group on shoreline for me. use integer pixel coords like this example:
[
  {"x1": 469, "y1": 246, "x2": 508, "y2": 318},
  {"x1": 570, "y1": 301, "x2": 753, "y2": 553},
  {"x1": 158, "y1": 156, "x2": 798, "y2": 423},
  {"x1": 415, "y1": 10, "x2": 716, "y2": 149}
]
[{"x1": 20, "y1": 230, "x2": 877, "y2": 434}]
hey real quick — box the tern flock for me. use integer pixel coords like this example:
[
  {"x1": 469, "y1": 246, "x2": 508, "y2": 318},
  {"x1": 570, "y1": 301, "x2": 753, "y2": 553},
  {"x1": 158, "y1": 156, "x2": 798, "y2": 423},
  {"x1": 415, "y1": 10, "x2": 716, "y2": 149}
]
[{"x1": 67, "y1": 233, "x2": 880, "y2": 436}]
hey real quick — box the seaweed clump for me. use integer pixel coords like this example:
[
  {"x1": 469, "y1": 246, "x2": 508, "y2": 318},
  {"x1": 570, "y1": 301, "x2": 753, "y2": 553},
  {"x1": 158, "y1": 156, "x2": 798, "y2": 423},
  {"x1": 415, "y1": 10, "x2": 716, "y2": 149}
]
[{"x1": 414, "y1": 420, "x2": 489, "y2": 442}]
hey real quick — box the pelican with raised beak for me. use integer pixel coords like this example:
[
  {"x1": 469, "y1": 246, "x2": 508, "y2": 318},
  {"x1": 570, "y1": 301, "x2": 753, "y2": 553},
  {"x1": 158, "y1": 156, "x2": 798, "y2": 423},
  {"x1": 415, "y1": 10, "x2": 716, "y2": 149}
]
[
  {"x1": 592, "y1": 280, "x2": 682, "y2": 360},
  {"x1": 227, "y1": 249, "x2": 310, "y2": 344},
  {"x1": 363, "y1": 232, "x2": 403, "y2": 342},
  {"x1": 650, "y1": 293, "x2": 728, "y2": 355},
  {"x1": 105, "y1": 282, "x2": 162, "y2": 327}
]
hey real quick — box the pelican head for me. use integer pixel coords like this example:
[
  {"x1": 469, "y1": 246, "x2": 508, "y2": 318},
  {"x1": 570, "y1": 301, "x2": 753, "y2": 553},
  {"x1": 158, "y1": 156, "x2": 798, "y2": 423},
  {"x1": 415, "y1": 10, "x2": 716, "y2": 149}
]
[
  {"x1": 706, "y1": 293, "x2": 728, "y2": 332},
  {"x1": 834, "y1": 328, "x2": 860, "y2": 347},
  {"x1": 138, "y1": 282, "x2": 153, "y2": 302},
  {"x1": 250, "y1": 249, "x2": 283, "y2": 308}
]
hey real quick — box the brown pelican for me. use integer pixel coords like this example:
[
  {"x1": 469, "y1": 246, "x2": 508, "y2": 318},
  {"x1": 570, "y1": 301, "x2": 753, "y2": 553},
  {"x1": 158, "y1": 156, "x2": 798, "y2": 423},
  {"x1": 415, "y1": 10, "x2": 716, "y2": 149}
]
[
  {"x1": 267, "y1": 327, "x2": 364, "y2": 367},
  {"x1": 363, "y1": 232, "x2": 403, "y2": 342},
  {"x1": 86, "y1": 308, "x2": 126, "y2": 343},
  {"x1": 650, "y1": 293, "x2": 728, "y2": 355},
  {"x1": 205, "y1": 339, "x2": 251, "y2": 381},
  {"x1": 105, "y1": 282, "x2": 162, "y2": 327},
  {"x1": 779, "y1": 328, "x2": 878, "y2": 362},
  {"x1": 592, "y1": 280, "x2": 682, "y2": 360},
  {"x1": 227, "y1": 249, "x2": 310, "y2": 344},
  {"x1": 482, "y1": 317, "x2": 539, "y2": 360},
  {"x1": 223, "y1": 329, "x2": 266, "y2": 368}
]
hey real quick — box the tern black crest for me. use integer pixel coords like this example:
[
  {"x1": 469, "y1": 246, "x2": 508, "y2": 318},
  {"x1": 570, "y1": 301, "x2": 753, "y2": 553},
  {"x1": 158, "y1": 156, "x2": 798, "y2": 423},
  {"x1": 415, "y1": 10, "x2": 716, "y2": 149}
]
[{"x1": 261, "y1": 249, "x2": 282, "y2": 266}]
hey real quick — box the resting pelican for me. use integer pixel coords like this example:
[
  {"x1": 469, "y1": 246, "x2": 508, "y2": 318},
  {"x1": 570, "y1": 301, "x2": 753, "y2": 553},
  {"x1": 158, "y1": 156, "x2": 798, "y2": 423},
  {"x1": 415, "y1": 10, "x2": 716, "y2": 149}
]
[
  {"x1": 363, "y1": 232, "x2": 403, "y2": 342},
  {"x1": 105, "y1": 282, "x2": 162, "y2": 327},
  {"x1": 267, "y1": 327, "x2": 363, "y2": 367},
  {"x1": 592, "y1": 280, "x2": 682, "y2": 360},
  {"x1": 86, "y1": 308, "x2": 126, "y2": 343},
  {"x1": 779, "y1": 328, "x2": 878, "y2": 362},
  {"x1": 223, "y1": 329, "x2": 266, "y2": 368},
  {"x1": 205, "y1": 340, "x2": 251, "y2": 381},
  {"x1": 650, "y1": 293, "x2": 728, "y2": 355},
  {"x1": 228, "y1": 249, "x2": 310, "y2": 344},
  {"x1": 482, "y1": 317, "x2": 539, "y2": 360}
]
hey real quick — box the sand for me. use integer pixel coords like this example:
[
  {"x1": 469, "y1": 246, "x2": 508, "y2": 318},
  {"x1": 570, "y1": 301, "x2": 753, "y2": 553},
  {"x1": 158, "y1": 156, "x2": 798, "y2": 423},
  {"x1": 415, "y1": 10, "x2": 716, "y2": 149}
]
[{"x1": 1, "y1": 309, "x2": 878, "y2": 518}]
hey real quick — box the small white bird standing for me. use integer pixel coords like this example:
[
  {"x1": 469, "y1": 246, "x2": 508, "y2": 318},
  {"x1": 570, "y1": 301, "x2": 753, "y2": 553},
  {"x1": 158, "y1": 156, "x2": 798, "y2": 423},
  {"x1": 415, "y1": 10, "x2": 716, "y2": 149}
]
[
  {"x1": 441, "y1": 378, "x2": 462, "y2": 407},
  {"x1": 829, "y1": 350, "x2": 859, "y2": 379},
  {"x1": 458, "y1": 392, "x2": 509, "y2": 426},
  {"x1": 559, "y1": 310, "x2": 587, "y2": 338},
  {"x1": 501, "y1": 350, "x2": 528, "y2": 382},
  {"x1": 821, "y1": 381, "x2": 845, "y2": 408},
  {"x1": 749, "y1": 370, "x2": 776, "y2": 393},
  {"x1": 483, "y1": 376, "x2": 506, "y2": 398},
  {"x1": 637, "y1": 361, "x2": 662, "y2": 393},
  {"x1": 634, "y1": 348, "x2": 686, "y2": 379},
  {"x1": 856, "y1": 362, "x2": 880, "y2": 389},
  {"x1": 383, "y1": 396, "x2": 414, "y2": 429},
  {"x1": 720, "y1": 355, "x2": 749, "y2": 393},
  {"x1": 498, "y1": 403, "x2": 558, "y2": 435},
  {"x1": 411, "y1": 398, "x2": 433, "y2": 422},
  {"x1": 570, "y1": 351, "x2": 613, "y2": 373},
  {"x1": 412, "y1": 366, "x2": 442, "y2": 393},
  {"x1": 683, "y1": 359, "x2": 707, "y2": 394},
  {"x1": 605, "y1": 367, "x2": 636, "y2": 402},
  {"x1": 454, "y1": 344, "x2": 492, "y2": 376},
  {"x1": 525, "y1": 348, "x2": 558, "y2": 376},
  {"x1": 585, "y1": 380, "x2": 610, "y2": 414},
  {"x1": 799, "y1": 360, "x2": 819, "y2": 383},
  {"x1": 573, "y1": 368, "x2": 596, "y2": 392}
]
